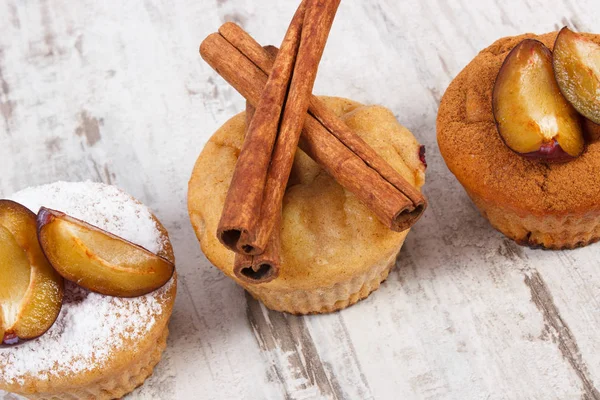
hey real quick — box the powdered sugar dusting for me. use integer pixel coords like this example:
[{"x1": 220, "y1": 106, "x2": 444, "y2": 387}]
[
  {"x1": 0, "y1": 181, "x2": 175, "y2": 385},
  {"x1": 9, "y1": 181, "x2": 163, "y2": 254}
]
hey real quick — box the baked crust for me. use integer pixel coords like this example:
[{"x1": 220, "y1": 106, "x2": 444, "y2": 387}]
[
  {"x1": 24, "y1": 326, "x2": 171, "y2": 400},
  {"x1": 437, "y1": 32, "x2": 600, "y2": 248},
  {"x1": 188, "y1": 96, "x2": 426, "y2": 313}
]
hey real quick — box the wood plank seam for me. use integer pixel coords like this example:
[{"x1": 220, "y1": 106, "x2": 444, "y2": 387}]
[
  {"x1": 246, "y1": 293, "x2": 345, "y2": 399},
  {"x1": 524, "y1": 272, "x2": 600, "y2": 400}
]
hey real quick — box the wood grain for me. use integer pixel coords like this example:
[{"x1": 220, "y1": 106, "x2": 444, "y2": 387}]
[{"x1": 1, "y1": 0, "x2": 600, "y2": 399}]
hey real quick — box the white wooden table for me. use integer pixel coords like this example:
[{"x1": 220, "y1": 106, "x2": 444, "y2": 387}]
[{"x1": 1, "y1": 1, "x2": 599, "y2": 399}]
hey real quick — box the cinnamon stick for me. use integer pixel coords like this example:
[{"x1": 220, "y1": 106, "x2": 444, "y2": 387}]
[
  {"x1": 244, "y1": 0, "x2": 341, "y2": 255},
  {"x1": 233, "y1": 98, "x2": 282, "y2": 284},
  {"x1": 217, "y1": 2, "x2": 307, "y2": 255},
  {"x1": 220, "y1": 22, "x2": 426, "y2": 227},
  {"x1": 219, "y1": 0, "x2": 341, "y2": 256},
  {"x1": 200, "y1": 30, "x2": 427, "y2": 233},
  {"x1": 233, "y1": 214, "x2": 282, "y2": 283}
]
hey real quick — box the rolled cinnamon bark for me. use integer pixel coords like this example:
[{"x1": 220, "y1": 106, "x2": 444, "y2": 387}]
[
  {"x1": 219, "y1": 0, "x2": 341, "y2": 256},
  {"x1": 201, "y1": 29, "x2": 427, "y2": 233},
  {"x1": 244, "y1": 0, "x2": 341, "y2": 255},
  {"x1": 233, "y1": 221, "x2": 281, "y2": 283},
  {"x1": 217, "y1": 2, "x2": 307, "y2": 255},
  {"x1": 218, "y1": 23, "x2": 426, "y2": 230},
  {"x1": 233, "y1": 99, "x2": 282, "y2": 284}
]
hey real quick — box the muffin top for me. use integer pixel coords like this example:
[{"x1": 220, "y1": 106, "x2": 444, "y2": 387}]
[
  {"x1": 437, "y1": 32, "x2": 600, "y2": 217},
  {"x1": 188, "y1": 97, "x2": 426, "y2": 290}
]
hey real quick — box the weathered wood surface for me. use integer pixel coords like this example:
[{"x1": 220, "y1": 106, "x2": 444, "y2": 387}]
[{"x1": 1, "y1": 0, "x2": 600, "y2": 399}]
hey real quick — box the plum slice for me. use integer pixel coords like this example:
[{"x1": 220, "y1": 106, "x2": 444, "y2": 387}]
[
  {"x1": 493, "y1": 39, "x2": 584, "y2": 162},
  {"x1": 553, "y1": 27, "x2": 600, "y2": 125},
  {"x1": 37, "y1": 208, "x2": 174, "y2": 298},
  {"x1": 0, "y1": 200, "x2": 64, "y2": 346}
]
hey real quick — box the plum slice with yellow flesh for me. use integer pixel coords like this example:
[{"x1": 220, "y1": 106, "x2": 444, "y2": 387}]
[
  {"x1": 493, "y1": 39, "x2": 584, "y2": 162},
  {"x1": 0, "y1": 200, "x2": 64, "y2": 346},
  {"x1": 553, "y1": 27, "x2": 600, "y2": 125},
  {"x1": 37, "y1": 208, "x2": 174, "y2": 298},
  {"x1": 0, "y1": 225, "x2": 32, "y2": 346}
]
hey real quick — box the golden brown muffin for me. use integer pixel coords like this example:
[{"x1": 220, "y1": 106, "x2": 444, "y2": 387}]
[
  {"x1": 437, "y1": 32, "x2": 600, "y2": 249},
  {"x1": 0, "y1": 181, "x2": 177, "y2": 400},
  {"x1": 188, "y1": 97, "x2": 426, "y2": 314}
]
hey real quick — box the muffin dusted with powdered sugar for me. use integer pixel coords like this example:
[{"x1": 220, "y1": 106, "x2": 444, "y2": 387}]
[{"x1": 0, "y1": 181, "x2": 177, "y2": 400}]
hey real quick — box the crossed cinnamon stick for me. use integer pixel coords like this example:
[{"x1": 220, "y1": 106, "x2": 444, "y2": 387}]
[{"x1": 200, "y1": 0, "x2": 427, "y2": 284}]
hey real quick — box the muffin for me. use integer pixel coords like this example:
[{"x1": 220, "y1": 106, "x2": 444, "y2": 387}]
[
  {"x1": 0, "y1": 181, "x2": 177, "y2": 400},
  {"x1": 437, "y1": 31, "x2": 600, "y2": 249},
  {"x1": 188, "y1": 96, "x2": 426, "y2": 314}
]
